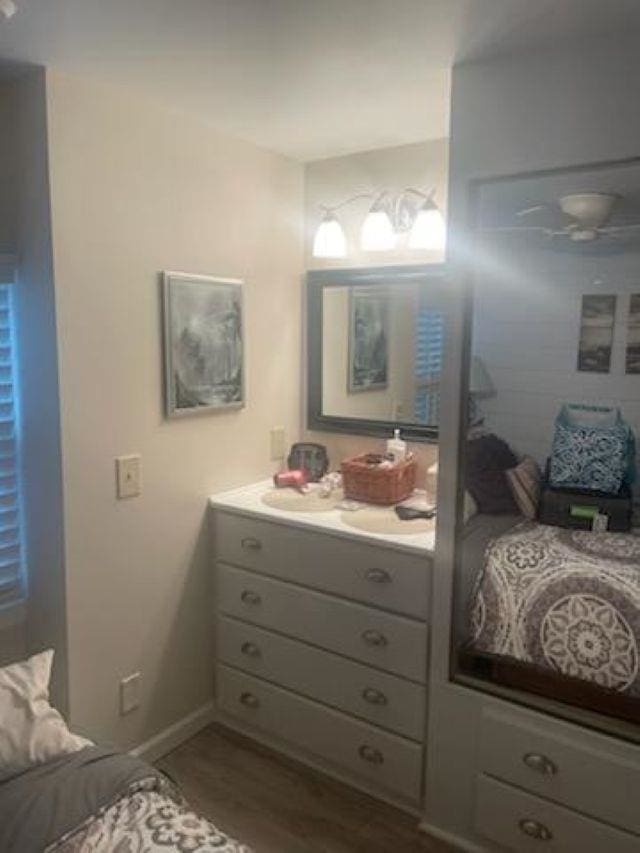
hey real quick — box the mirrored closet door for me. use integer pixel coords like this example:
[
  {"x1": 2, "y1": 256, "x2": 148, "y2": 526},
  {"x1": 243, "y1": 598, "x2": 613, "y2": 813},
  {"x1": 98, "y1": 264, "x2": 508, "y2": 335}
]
[{"x1": 451, "y1": 157, "x2": 640, "y2": 738}]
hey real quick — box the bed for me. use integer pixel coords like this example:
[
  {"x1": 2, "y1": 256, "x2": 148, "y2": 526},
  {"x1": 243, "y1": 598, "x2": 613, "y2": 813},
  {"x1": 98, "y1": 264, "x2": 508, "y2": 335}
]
[
  {"x1": 0, "y1": 744, "x2": 251, "y2": 853},
  {"x1": 460, "y1": 516, "x2": 640, "y2": 722}
]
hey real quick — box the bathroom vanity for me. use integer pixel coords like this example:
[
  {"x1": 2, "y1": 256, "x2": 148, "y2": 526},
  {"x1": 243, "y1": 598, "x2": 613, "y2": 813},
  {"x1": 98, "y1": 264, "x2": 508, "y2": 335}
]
[{"x1": 209, "y1": 481, "x2": 435, "y2": 811}]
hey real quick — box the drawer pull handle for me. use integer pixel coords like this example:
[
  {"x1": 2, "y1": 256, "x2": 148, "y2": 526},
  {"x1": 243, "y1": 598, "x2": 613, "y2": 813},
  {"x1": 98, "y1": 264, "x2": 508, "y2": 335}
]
[
  {"x1": 365, "y1": 568, "x2": 391, "y2": 584},
  {"x1": 358, "y1": 744, "x2": 384, "y2": 765},
  {"x1": 518, "y1": 819, "x2": 553, "y2": 841},
  {"x1": 239, "y1": 691, "x2": 260, "y2": 709},
  {"x1": 241, "y1": 641, "x2": 261, "y2": 658},
  {"x1": 241, "y1": 590, "x2": 262, "y2": 605},
  {"x1": 523, "y1": 752, "x2": 558, "y2": 777},
  {"x1": 241, "y1": 537, "x2": 262, "y2": 551},
  {"x1": 362, "y1": 687, "x2": 388, "y2": 706},
  {"x1": 361, "y1": 629, "x2": 388, "y2": 648}
]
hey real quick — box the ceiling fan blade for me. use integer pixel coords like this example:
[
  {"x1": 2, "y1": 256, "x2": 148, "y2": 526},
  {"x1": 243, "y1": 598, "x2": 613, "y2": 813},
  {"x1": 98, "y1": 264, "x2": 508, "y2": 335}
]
[
  {"x1": 480, "y1": 225, "x2": 553, "y2": 233},
  {"x1": 516, "y1": 205, "x2": 548, "y2": 217},
  {"x1": 598, "y1": 223, "x2": 640, "y2": 234}
]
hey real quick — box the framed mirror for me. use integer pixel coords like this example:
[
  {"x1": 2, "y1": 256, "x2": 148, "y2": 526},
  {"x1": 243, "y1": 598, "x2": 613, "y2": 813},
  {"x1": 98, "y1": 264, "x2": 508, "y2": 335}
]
[{"x1": 307, "y1": 264, "x2": 447, "y2": 441}]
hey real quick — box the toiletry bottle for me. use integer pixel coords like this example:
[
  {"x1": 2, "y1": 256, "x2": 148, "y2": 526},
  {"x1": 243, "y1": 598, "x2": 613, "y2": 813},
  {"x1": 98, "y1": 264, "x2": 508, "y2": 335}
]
[{"x1": 386, "y1": 429, "x2": 407, "y2": 464}]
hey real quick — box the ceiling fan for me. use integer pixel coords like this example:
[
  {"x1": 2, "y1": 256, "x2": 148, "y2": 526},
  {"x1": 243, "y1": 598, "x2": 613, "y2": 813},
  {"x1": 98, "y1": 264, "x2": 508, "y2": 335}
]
[{"x1": 485, "y1": 192, "x2": 640, "y2": 243}]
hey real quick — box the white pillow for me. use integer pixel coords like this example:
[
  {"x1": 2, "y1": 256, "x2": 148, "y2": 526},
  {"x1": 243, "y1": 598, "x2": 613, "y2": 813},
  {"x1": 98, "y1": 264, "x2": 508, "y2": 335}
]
[{"x1": 0, "y1": 649, "x2": 91, "y2": 782}]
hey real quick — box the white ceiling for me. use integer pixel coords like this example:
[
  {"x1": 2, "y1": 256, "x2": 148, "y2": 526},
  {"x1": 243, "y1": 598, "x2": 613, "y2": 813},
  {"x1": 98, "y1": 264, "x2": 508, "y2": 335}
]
[{"x1": 1, "y1": 0, "x2": 640, "y2": 161}]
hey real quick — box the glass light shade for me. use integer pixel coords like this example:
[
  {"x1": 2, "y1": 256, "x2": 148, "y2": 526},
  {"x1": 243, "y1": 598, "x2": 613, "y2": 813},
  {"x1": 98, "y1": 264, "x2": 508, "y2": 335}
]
[
  {"x1": 312, "y1": 214, "x2": 347, "y2": 258},
  {"x1": 408, "y1": 203, "x2": 446, "y2": 250},
  {"x1": 360, "y1": 209, "x2": 396, "y2": 251}
]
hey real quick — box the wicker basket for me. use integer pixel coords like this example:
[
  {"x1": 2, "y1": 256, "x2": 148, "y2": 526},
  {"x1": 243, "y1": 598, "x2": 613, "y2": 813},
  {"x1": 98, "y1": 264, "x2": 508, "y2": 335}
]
[{"x1": 341, "y1": 453, "x2": 417, "y2": 505}]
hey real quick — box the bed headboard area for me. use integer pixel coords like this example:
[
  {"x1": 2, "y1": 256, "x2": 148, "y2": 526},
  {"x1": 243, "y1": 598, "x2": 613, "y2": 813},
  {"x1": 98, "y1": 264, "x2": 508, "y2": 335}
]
[{"x1": 472, "y1": 243, "x2": 640, "y2": 497}]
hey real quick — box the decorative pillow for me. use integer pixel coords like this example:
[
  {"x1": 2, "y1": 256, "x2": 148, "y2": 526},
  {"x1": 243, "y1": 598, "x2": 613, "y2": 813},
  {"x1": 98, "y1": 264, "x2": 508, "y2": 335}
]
[
  {"x1": 506, "y1": 456, "x2": 542, "y2": 519},
  {"x1": 465, "y1": 434, "x2": 519, "y2": 514},
  {"x1": 0, "y1": 649, "x2": 91, "y2": 782}
]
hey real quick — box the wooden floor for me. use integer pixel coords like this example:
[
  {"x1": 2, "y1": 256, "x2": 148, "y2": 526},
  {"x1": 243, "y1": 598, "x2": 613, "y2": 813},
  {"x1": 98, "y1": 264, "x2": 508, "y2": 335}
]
[{"x1": 157, "y1": 723, "x2": 455, "y2": 853}]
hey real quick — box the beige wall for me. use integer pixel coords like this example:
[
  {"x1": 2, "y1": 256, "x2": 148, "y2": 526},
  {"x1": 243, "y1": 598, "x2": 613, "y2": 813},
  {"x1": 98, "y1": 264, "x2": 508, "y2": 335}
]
[
  {"x1": 305, "y1": 139, "x2": 447, "y2": 479},
  {"x1": 45, "y1": 71, "x2": 304, "y2": 747}
]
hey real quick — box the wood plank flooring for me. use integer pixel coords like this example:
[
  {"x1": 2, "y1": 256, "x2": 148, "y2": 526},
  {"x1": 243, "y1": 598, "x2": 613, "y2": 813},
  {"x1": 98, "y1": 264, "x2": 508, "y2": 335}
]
[{"x1": 157, "y1": 723, "x2": 455, "y2": 853}]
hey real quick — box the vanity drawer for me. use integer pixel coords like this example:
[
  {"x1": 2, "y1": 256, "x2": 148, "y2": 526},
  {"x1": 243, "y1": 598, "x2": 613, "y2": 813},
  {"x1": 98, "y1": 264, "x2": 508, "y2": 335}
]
[
  {"x1": 478, "y1": 708, "x2": 640, "y2": 835},
  {"x1": 217, "y1": 664, "x2": 423, "y2": 803},
  {"x1": 218, "y1": 616, "x2": 426, "y2": 741},
  {"x1": 215, "y1": 511, "x2": 429, "y2": 619},
  {"x1": 474, "y1": 774, "x2": 639, "y2": 853},
  {"x1": 218, "y1": 564, "x2": 428, "y2": 682}
]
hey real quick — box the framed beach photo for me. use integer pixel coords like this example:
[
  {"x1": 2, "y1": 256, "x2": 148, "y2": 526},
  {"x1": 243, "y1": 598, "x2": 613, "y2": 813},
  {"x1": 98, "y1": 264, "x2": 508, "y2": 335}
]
[
  {"x1": 162, "y1": 272, "x2": 244, "y2": 417},
  {"x1": 347, "y1": 287, "x2": 389, "y2": 393}
]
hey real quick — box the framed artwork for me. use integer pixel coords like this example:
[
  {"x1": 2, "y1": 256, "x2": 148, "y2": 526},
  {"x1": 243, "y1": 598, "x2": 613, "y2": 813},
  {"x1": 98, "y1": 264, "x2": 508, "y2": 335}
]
[
  {"x1": 626, "y1": 294, "x2": 640, "y2": 374},
  {"x1": 348, "y1": 287, "x2": 389, "y2": 393},
  {"x1": 577, "y1": 294, "x2": 617, "y2": 373},
  {"x1": 162, "y1": 271, "x2": 244, "y2": 417}
]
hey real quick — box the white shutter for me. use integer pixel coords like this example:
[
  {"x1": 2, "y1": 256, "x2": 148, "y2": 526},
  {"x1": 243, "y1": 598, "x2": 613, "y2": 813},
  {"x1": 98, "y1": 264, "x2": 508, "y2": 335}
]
[{"x1": 0, "y1": 260, "x2": 24, "y2": 604}]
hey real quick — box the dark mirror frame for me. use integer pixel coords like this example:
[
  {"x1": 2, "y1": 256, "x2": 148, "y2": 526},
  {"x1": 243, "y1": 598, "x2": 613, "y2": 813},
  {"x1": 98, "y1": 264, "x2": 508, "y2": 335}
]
[{"x1": 307, "y1": 263, "x2": 447, "y2": 442}]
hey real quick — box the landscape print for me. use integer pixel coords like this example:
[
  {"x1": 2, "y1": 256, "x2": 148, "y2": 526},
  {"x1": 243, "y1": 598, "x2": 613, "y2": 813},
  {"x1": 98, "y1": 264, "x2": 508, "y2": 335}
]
[
  {"x1": 577, "y1": 294, "x2": 616, "y2": 373},
  {"x1": 164, "y1": 274, "x2": 244, "y2": 416},
  {"x1": 626, "y1": 293, "x2": 640, "y2": 374},
  {"x1": 348, "y1": 288, "x2": 389, "y2": 393}
]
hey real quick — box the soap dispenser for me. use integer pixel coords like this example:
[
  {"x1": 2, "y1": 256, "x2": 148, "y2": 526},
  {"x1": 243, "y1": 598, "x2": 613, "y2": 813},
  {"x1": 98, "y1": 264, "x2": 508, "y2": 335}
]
[{"x1": 386, "y1": 429, "x2": 407, "y2": 464}]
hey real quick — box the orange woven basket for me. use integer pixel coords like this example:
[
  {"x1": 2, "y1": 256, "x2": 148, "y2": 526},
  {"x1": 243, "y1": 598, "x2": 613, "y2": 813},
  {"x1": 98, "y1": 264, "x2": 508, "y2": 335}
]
[{"x1": 341, "y1": 453, "x2": 417, "y2": 505}]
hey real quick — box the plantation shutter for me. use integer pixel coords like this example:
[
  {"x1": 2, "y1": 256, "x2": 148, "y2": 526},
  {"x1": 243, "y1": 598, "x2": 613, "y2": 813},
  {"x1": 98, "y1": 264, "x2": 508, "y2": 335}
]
[
  {"x1": 0, "y1": 258, "x2": 24, "y2": 605},
  {"x1": 414, "y1": 306, "x2": 444, "y2": 426}
]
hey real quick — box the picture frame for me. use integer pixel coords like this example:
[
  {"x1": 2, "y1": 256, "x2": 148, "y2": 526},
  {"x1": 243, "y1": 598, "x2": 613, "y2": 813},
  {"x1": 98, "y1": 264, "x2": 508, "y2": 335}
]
[
  {"x1": 577, "y1": 294, "x2": 617, "y2": 374},
  {"x1": 347, "y1": 287, "x2": 389, "y2": 393},
  {"x1": 162, "y1": 271, "x2": 244, "y2": 417},
  {"x1": 626, "y1": 293, "x2": 640, "y2": 374}
]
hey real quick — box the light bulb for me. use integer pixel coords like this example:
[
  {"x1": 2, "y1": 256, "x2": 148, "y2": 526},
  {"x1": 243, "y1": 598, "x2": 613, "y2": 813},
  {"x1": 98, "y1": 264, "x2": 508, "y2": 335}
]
[
  {"x1": 409, "y1": 203, "x2": 446, "y2": 251},
  {"x1": 312, "y1": 213, "x2": 347, "y2": 259},
  {"x1": 360, "y1": 209, "x2": 396, "y2": 252}
]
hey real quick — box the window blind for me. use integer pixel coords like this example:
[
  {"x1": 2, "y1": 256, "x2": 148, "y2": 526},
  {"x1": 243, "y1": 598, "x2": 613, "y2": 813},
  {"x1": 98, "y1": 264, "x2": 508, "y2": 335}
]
[
  {"x1": 0, "y1": 276, "x2": 24, "y2": 605},
  {"x1": 414, "y1": 307, "x2": 444, "y2": 426}
]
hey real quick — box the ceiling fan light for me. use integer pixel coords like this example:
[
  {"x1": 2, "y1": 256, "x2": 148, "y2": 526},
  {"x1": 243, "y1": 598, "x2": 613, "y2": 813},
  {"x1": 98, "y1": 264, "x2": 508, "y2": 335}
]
[
  {"x1": 312, "y1": 212, "x2": 347, "y2": 259},
  {"x1": 360, "y1": 209, "x2": 396, "y2": 252},
  {"x1": 0, "y1": 0, "x2": 17, "y2": 18},
  {"x1": 409, "y1": 202, "x2": 446, "y2": 250}
]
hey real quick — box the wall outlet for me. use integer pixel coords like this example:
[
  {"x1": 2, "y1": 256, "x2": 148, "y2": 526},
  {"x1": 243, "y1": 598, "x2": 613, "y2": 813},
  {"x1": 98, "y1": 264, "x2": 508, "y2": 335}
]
[
  {"x1": 116, "y1": 454, "x2": 141, "y2": 499},
  {"x1": 120, "y1": 672, "x2": 141, "y2": 715},
  {"x1": 270, "y1": 426, "x2": 286, "y2": 461}
]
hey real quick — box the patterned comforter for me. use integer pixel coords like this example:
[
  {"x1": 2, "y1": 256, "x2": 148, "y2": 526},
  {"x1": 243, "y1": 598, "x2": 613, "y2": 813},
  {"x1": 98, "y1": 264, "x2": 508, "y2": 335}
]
[
  {"x1": 50, "y1": 776, "x2": 251, "y2": 853},
  {"x1": 469, "y1": 522, "x2": 640, "y2": 695}
]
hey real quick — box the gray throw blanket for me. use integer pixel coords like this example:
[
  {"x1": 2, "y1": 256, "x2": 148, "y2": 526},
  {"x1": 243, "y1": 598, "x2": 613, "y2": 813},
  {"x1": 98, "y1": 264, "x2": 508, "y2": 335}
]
[{"x1": 0, "y1": 745, "x2": 165, "y2": 853}]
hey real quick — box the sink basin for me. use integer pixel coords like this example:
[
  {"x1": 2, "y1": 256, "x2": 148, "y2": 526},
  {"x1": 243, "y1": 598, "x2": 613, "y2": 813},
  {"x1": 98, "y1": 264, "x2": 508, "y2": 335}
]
[
  {"x1": 261, "y1": 486, "x2": 344, "y2": 513},
  {"x1": 340, "y1": 506, "x2": 434, "y2": 535}
]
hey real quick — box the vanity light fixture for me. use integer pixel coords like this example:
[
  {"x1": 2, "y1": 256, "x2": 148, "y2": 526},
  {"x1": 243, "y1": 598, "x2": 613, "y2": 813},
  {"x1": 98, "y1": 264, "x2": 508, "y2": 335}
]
[{"x1": 312, "y1": 188, "x2": 445, "y2": 258}]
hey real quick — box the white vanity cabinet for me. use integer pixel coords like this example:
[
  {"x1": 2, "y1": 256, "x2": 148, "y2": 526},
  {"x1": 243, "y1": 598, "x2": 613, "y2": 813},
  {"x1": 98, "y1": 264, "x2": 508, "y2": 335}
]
[{"x1": 210, "y1": 483, "x2": 434, "y2": 811}]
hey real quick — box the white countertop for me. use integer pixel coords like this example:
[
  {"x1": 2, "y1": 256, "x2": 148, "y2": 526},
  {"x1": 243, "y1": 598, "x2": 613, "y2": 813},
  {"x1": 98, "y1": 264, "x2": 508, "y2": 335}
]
[{"x1": 209, "y1": 480, "x2": 436, "y2": 555}]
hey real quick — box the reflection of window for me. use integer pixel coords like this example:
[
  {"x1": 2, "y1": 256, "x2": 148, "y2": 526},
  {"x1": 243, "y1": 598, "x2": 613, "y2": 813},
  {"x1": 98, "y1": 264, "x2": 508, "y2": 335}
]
[
  {"x1": 0, "y1": 279, "x2": 25, "y2": 606},
  {"x1": 414, "y1": 308, "x2": 444, "y2": 426}
]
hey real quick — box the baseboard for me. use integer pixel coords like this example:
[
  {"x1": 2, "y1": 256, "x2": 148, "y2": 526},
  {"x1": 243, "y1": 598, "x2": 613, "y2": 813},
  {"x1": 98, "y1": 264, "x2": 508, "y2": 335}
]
[
  {"x1": 418, "y1": 819, "x2": 488, "y2": 853},
  {"x1": 131, "y1": 701, "x2": 217, "y2": 764}
]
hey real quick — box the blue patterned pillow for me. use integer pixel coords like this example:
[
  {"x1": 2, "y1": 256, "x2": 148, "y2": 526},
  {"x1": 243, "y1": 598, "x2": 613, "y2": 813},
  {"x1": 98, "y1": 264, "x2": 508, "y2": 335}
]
[{"x1": 549, "y1": 404, "x2": 635, "y2": 494}]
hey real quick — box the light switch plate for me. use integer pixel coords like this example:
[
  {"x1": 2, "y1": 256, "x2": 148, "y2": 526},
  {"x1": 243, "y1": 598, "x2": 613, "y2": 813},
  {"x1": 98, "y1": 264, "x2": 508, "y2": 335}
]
[
  {"x1": 120, "y1": 672, "x2": 141, "y2": 715},
  {"x1": 270, "y1": 426, "x2": 286, "y2": 461},
  {"x1": 116, "y1": 454, "x2": 141, "y2": 499}
]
